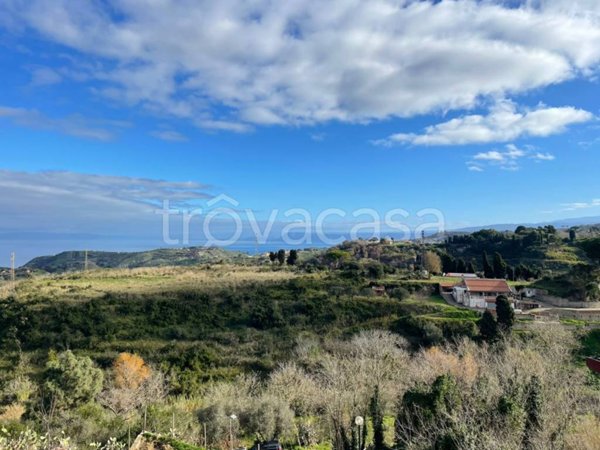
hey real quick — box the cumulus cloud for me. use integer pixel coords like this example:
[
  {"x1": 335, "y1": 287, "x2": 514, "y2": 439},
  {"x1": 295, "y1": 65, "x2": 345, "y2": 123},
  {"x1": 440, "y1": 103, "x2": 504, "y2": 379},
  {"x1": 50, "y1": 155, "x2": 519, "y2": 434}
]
[
  {"x1": 0, "y1": 105, "x2": 130, "y2": 140},
  {"x1": 467, "y1": 144, "x2": 555, "y2": 171},
  {"x1": 374, "y1": 100, "x2": 593, "y2": 146},
  {"x1": 2, "y1": 1, "x2": 600, "y2": 128}
]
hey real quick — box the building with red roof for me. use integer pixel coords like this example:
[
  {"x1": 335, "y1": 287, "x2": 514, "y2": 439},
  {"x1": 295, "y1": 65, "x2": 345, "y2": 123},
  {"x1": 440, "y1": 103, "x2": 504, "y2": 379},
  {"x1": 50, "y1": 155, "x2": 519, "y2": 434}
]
[{"x1": 452, "y1": 278, "x2": 513, "y2": 309}]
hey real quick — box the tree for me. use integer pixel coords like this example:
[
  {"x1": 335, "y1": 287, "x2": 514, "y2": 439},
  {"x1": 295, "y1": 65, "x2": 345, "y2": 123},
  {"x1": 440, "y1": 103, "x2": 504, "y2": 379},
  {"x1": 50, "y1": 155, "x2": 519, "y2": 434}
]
[
  {"x1": 569, "y1": 228, "x2": 577, "y2": 242},
  {"x1": 466, "y1": 261, "x2": 476, "y2": 274},
  {"x1": 277, "y1": 249, "x2": 286, "y2": 265},
  {"x1": 440, "y1": 253, "x2": 456, "y2": 273},
  {"x1": 396, "y1": 374, "x2": 461, "y2": 448},
  {"x1": 482, "y1": 251, "x2": 494, "y2": 278},
  {"x1": 268, "y1": 252, "x2": 277, "y2": 263},
  {"x1": 287, "y1": 249, "x2": 298, "y2": 266},
  {"x1": 242, "y1": 395, "x2": 295, "y2": 442},
  {"x1": 580, "y1": 238, "x2": 600, "y2": 264},
  {"x1": 42, "y1": 350, "x2": 103, "y2": 409},
  {"x1": 369, "y1": 386, "x2": 385, "y2": 450},
  {"x1": 113, "y1": 352, "x2": 151, "y2": 390},
  {"x1": 478, "y1": 310, "x2": 499, "y2": 342},
  {"x1": 456, "y1": 259, "x2": 467, "y2": 274},
  {"x1": 99, "y1": 353, "x2": 165, "y2": 422},
  {"x1": 523, "y1": 375, "x2": 542, "y2": 450},
  {"x1": 423, "y1": 251, "x2": 442, "y2": 275},
  {"x1": 493, "y1": 252, "x2": 508, "y2": 279},
  {"x1": 495, "y1": 295, "x2": 515, "y2": 332}
]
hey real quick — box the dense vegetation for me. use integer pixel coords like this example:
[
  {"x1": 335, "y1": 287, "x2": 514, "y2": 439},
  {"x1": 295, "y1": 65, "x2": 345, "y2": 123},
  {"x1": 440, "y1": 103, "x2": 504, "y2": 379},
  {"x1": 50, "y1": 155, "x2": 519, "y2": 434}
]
[{"x1": 0, "y1": 227, "x2": 599, "y2": 448}]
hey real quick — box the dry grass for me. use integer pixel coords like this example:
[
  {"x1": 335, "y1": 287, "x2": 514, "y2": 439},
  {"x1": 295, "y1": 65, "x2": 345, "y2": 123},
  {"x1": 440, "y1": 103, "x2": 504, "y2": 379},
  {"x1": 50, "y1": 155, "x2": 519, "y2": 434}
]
[{"x1": 2, "y1": 264, "x2": 299, "y2": 302}]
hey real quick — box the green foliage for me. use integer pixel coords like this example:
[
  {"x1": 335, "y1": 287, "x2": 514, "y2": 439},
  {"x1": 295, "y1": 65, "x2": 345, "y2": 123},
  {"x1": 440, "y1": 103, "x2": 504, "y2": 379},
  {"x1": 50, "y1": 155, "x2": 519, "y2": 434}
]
[
  {"x1": 241, "y1": 395, "x2": 295, "y2": 441},
  {"x1": 482, "y1": 251, "x2": 494, "y2": 278},
  {"x1": 569, "y1": 228, "x2": 577, "y2": 242},
  {"x1": 397, "y1": 374, "x2": 461, "y2": 449},
  {"x1": 42, "y1": 350, "x2": 104, "y2": 409},
  {"x1": 369, "y1": 386, "x2": 385, "y2": 450},
  {"x1": 523, "y1": 376, "x2": 542, "y2": 450},
  {"x1": 287, "y1": 250, "x2": 299, "y2": 266},
  {"x1": 495, "y1": 295, "x2": 515, "y2": 332},
  {"x1": 478, "y1": 310, "x2": 499, "y2": 342},
  {"x1": 580, "y1": 238, "x2": 600, "y2": 263},
  {"x1": 277, "y1": 250, "x2": 286, "y2": 265},
  {"x1": 24, "y1": 247, "x2": 251, "y2": 273},
  {"x1": 493, "y1": 252, "x2": 508, "y2": 279}
]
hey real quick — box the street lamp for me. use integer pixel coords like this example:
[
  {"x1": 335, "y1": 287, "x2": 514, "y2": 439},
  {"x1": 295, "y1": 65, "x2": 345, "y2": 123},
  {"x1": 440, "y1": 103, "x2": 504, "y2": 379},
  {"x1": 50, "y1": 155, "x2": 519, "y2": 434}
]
[
  {"x1": 354, "y1": 416, "x2": 364, "y2": 450},
  {"x1": 229, "y1": 414, "x2": 238, "y2": 450}
]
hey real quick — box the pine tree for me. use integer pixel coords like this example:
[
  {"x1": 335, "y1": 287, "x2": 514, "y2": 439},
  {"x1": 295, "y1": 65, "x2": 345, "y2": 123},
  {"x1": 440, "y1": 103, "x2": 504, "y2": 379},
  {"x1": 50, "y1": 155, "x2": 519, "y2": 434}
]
[
  {"x1": 495, "y1": 295, "x2": 515, "y2": 332},
  {"x1": 268, "y1": 252, "x2": 277, "y2": 263},
  {"x1": 478, "y1": 310, "x2": 499, "y2": 342},
  {"x1": 493, "y1": 252, "x2": 508, "y2": 279},
  {"x1": 482, "y1": 251, "x2": 494, "y2": 278},
  {"x1": 456, "y1": 259, "x2": 467, "y2": 273},
  {"x1": 370, "y1": 385, "x2": 385, "y2": 450}
]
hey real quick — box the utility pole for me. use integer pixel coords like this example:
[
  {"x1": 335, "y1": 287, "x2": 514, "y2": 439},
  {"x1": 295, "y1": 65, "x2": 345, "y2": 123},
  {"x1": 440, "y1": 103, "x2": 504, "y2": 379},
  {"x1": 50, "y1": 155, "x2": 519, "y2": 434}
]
[
  {"x1": 10, "y1": 252, "x2": 15, "y2": 283},
  {"x1": 84, "y1": 250, "x2": 88, "y2": 272},
  {"x1": 421, "y1": 230, "x2": 426, "y2": 270}
]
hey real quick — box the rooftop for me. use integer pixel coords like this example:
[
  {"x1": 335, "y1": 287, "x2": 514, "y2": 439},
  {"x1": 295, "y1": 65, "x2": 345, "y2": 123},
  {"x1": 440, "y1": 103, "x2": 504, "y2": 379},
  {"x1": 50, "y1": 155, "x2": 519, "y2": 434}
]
[{"x1": 462, "y1": 278, "x2": 511, "y2": 293}]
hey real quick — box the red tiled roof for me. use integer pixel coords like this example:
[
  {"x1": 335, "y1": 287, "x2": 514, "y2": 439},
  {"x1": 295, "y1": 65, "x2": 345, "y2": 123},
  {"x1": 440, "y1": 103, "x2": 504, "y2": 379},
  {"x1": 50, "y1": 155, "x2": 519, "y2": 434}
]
[
  {"x1": 463, "y1": 278, "x2": 511, "y2": 293},
  {"x1": 439, "y1": 281, "x2": 458, "y2": 288}
]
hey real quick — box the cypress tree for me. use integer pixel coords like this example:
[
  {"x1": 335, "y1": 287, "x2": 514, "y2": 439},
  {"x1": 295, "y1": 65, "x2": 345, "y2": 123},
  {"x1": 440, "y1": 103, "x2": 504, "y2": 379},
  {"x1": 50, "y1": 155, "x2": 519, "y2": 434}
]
[
  {"x1": 523, "y1": 375, "x2": 542, "y2": 450},
  {"x1": 286, "y1": 249, "x2": 298, "y2": 265},
  {"x1": 277, "y1": 249, "x2": 286, "y2": 265},
  {"x1": 493, "y1": 252, "x2": 508, "y2": 279},
  {"x1": 370, "y1": 385, "x2": 385, "y2": 450},
  {"x1": 456, "y1": 259, "x2": 467, "y2": 273},
  {"x1": 482, "y1": 251, "x2": 494, "y2": 278},
  {"x1": 495, "y1": 295, "x2": 515, "y2": 332},
  {"x1": 466, "y1": 261, "x2": 476, "y2": 274},
  {"x1": 478, "y1": 310, "x2": 499, "y2": 342}
]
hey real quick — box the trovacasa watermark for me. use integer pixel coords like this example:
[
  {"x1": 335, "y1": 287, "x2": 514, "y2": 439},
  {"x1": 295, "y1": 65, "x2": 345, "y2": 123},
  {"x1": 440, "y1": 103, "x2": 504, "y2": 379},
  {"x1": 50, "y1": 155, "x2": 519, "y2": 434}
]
[{"x1": 155, "y1": 195, "x2": 446, "y2": 248}]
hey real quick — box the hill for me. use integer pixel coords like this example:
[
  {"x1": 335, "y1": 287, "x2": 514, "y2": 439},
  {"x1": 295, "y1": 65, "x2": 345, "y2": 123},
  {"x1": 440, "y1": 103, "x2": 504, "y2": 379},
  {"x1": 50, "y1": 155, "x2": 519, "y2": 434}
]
[{"x1": 22, "y1": 247, "x2": 255, "y2": 273}]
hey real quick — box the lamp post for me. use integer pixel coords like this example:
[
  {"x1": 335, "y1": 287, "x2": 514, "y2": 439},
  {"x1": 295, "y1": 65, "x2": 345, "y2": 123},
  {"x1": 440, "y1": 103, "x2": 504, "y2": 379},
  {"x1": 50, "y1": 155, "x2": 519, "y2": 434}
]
[
  {"x1": 354, "y1": 416, "x2": 364, "y2": 450},
  {"x1": 229, "y1": 414, "x2": 238, "y2": 450}
]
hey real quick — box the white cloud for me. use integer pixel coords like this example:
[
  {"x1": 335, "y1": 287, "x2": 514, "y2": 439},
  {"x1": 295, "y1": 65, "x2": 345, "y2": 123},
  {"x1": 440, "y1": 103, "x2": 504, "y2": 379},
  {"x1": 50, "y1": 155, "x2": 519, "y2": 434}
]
[
  {"x1": 29, "y1": 66, "x2": 62, "y2": 87},
  {"x1": 467, "y1": 165, "x2": 484, "y2": 172},
  {"x1": 3, "y1": 1, "x2": 600, "y2": 128},
  {"x1": 150, "y1": 129, "x2": 188, "y2": 142},
  {"x1": 0, "y1": 105, "x2": 129, "y2": 140},
  {"x1": 375, "y1": 100, "x2": 593, "y2": 146},
  {"x1": 532, "y1": 152, "x2": 556, "y2": 161},
  {"x1": 561, "y1": 199, "x2": 600, "y2": 211},
  {"x1": 467, "y1": 144, "x2": 554, "y2": 171},
  {"x1": 0, "y1": 170, "x2": 211, "y2": 235}
]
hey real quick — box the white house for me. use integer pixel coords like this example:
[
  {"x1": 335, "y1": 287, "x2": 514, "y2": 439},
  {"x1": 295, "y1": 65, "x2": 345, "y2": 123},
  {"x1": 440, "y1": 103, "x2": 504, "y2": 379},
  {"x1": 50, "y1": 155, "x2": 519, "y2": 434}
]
[{"x1": 453, "y1": 278, "x2": 513, "y2": 309}]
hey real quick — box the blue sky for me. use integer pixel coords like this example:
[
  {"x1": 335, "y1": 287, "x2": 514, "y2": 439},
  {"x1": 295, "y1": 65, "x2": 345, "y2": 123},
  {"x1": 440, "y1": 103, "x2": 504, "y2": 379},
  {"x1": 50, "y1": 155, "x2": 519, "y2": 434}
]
[{"x1": 1, "y1": 0, "x2": 600, "y2": 263}]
